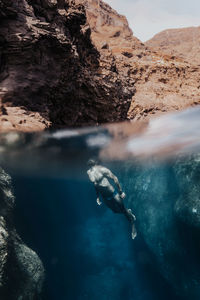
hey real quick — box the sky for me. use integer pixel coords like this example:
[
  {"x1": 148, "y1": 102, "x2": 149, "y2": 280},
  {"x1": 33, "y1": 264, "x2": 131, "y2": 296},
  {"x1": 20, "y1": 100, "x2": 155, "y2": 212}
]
[{"x1": 105, "y1": 0, "x2": 200, "y2": 42}]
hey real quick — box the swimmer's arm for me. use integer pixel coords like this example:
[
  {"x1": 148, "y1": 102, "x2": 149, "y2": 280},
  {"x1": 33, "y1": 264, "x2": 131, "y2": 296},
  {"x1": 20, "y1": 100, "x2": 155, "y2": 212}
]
[
  {"x1": 87, "y1": 170, "x2": 102, "y2": 205},
  {"x1": 87, "y1": 171, "x2": 102, "y2": 205},
  {"x1": 112, "y1": 176, "x2": 123, "y2": 195},
  {"x1": 102, "y1": 168, "x2": 123, "y2": 195},
  {"x1": 87, "y1": 170, "x2": 95, "y2": 182}
]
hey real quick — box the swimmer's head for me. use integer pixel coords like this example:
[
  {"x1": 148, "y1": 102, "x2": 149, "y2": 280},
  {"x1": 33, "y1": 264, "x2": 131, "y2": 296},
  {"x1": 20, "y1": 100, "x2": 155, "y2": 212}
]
[{"x1": 87, "y1": 158, "x2": 98, "y2": 167}]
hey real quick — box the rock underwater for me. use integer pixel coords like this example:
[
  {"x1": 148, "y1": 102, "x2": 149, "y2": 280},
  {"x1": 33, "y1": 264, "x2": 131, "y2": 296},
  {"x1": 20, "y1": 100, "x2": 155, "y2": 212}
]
[
  {"x1": 119, "y1": 154, "x2": 200, "y2": 300},
  {"x1": 0, "y1": 167, "x2": 44, "y2": 299}
]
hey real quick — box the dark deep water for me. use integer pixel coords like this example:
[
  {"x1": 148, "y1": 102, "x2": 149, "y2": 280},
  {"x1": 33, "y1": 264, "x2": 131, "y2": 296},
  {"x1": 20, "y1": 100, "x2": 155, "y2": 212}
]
[
  {"x1": 12, "y1": 174, "x2": 182, "y2": 300},
  {"x1": 2, "y1": 107, "x2": 200, "y2": 300}
]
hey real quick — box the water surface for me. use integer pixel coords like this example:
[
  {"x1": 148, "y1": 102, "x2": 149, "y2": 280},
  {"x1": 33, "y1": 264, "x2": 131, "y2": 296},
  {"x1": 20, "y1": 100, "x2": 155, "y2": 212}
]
[{"x1": 2, "y1": 107, "x2": 200, "y2": 299}]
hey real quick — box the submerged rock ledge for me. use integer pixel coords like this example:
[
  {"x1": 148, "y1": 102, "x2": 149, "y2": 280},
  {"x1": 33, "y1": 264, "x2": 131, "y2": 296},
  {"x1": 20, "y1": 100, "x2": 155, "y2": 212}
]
[{"x1": 0, "y1": 167, "x2": 44, "y2": 299}]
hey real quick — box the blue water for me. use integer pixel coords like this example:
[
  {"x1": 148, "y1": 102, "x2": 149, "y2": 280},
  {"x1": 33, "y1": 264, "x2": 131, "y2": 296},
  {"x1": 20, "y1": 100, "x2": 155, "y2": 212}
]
[
  {"x1": 3, "y1": 107, "x2": 200, "y2": 299},
  {"x1": 13, "y1": 174, "x2": 182, "y2": 300}
]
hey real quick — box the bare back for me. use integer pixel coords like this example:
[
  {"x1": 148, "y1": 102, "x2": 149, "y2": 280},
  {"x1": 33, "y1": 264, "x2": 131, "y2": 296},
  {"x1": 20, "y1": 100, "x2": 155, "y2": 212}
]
[{"x1": 87, "y1": 165, "x2": 115, "y2": 192}]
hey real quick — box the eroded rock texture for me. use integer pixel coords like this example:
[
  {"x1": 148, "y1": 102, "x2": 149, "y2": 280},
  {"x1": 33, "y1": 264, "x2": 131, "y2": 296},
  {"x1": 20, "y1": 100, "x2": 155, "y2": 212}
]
[
  {"x1": 80, "y1": 0, "x2": 200, "y2": 121},
  {"x1": 0, "y1": 0, "x2": 135, "y2": 131},
  {"x1": 120, "y1": 156, "x2": 200, "y2": 300},
  {"x1": 1, "y1": 0, "x2": 200, "y2": 131},
  {"x1": 0, "y1": 167, "x2": 44, "y2": 299}
]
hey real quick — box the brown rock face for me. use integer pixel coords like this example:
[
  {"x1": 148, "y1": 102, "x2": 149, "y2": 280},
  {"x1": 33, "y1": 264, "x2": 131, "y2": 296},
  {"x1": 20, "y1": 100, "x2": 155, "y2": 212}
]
[
  {"x1": 0, "y1": 0, "x2": 135, "y2": 131},
  {"x1": 146, "y1": 27, "x2": 200, "y2": 66},
  {"x1": 1, "y1": 0, "x2": 200, "y2": 131},
  {"x1": 80, "y1": 0, "x2": 200, "y2": 121}
]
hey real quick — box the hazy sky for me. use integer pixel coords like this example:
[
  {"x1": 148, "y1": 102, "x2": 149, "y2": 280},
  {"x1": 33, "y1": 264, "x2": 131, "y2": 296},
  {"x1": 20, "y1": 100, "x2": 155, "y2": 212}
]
[{"x1": 105, "y1": 0, "x2": 200, "y2": 41}]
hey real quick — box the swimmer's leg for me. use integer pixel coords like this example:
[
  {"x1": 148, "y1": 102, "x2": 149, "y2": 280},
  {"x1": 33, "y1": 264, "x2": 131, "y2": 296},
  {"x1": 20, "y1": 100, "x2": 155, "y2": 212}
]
[
  {"x1": 131, "y1": 223, "x2": 137, "y2": 239},
  {"x1": 114, "y1": 194, "x2": 135, "y2": 221},
  {"x1": 125, "y1": 208, "x2": 137, "y2": 239},
  {"x1": 114, "y1": 195, "x2": 137, "y2": 239},
  {"x1": 124, "y1": 208, "x2": 136, "y2": 223}
]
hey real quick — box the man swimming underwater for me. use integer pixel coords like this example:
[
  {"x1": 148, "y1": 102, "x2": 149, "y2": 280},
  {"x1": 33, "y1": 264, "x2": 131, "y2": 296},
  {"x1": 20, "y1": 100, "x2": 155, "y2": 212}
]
[{"x1": 87, "y1": 159, "x2": 137, "y2": 239}]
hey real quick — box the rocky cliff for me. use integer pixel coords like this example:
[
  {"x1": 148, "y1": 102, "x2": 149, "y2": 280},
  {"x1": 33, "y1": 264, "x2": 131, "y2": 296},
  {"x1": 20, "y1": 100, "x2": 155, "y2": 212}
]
[
  {"x1": 0, "y1": 0, "x2": 200, "y2": 131},
  {"x1": 146, "y1": 26, "x2": 200, "y2": 66},
  {"x1": 0, "y1": 0, "x2": 135, "y2": 131},
  {"x1": 80, "y1": 0, "x2": 200, "y2": 121}
]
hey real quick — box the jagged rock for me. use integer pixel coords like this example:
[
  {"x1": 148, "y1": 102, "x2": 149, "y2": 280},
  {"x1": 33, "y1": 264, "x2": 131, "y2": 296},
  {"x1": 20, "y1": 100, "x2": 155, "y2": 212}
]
[
  {"x1": 0, "y1": 167, "x2": 44, "y2": 299},
  {"x1": 0, "y1": 0, "x2": 135, "y2": 131},
  {"x1": 77, "y1": 0, "x2": 200, "y2": 121},
  {"x1": 1, "y1": 0, "x2": 200, "y2": 131}
]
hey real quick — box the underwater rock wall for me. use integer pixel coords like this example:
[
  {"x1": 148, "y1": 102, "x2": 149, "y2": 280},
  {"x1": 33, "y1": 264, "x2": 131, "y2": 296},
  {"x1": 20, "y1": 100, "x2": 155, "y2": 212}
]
[
  {"x1": 0, "y1": 167, "x2": 44, "y2": 299},
  {"x1": 120, "y1": 157, "x2": 200, "y2": 300}
]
